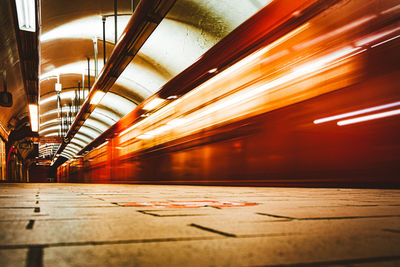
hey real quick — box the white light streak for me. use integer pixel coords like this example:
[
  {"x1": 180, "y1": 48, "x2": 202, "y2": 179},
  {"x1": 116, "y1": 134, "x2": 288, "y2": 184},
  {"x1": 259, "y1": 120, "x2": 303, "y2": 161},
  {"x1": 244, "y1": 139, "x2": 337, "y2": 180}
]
[
  {"x1": 371, "y1": 34, "x2": 400, "y2": 48},
  {"x1": 143, "y1": 97, "x2": 165, "y2": 111},
  {"x1": 355, "y1": 26, "x2": 400, "y2": 47},
  {"x1": 136, "y1": 134, "x2": 154, "y2": 139},
  {"x1": 338, "y1": 109, "x2": 400, "y2": 126},
  {"x1": 167, "y1": 119, "x2": 187, "y2": 127},
  {"x1": 314, "y1": 101, "x2": 400, "y2": 124}
]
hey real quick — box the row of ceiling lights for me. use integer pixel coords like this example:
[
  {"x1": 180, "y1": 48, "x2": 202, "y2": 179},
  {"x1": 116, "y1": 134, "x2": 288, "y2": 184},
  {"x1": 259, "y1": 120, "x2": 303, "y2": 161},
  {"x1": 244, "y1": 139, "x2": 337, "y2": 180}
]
[{"x1": 15, "y1": 0, "x2": 38, "y2": 132}]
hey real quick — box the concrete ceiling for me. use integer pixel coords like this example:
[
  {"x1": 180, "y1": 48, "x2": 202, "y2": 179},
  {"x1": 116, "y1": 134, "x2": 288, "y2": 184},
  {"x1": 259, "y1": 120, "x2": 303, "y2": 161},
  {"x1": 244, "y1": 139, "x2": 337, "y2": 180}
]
[{"x1": 37, "y1": 0, "x2": 272, "y2": 159}]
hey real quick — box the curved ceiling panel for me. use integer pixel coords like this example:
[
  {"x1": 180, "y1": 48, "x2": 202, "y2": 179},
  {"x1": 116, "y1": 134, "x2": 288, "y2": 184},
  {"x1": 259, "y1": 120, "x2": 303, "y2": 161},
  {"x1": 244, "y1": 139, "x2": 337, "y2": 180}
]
[
  {"x1": 66, "y1": 143, "x2": 83, "y2": 152},
  {"x1": 40, "y1": 0, "x2": 272, "y2": 161},
  {"x1": 61, "y1": 151, "x2": 74, "y2": 158},
  {"x1": 77, "y1": 123, "x2": 102, "y2": 140},
  {"x1": 41, "y1": 15, "x2": 132, "y2": 43},
  {"x1": 70, "y1": 139, "x2": 87, "y2": 149},
  {"x1": 39, "y1": 125, "x2": 61, "y2": 135},
  {"x1": 83, "y1": 119, "x2": 110, "y2": 133},
  {"x1": 97, "y1": 92, "x2": 137, "y2": 117},
  {"x1": 72, "y1": 134, "x2": 94, "y2": 146}
]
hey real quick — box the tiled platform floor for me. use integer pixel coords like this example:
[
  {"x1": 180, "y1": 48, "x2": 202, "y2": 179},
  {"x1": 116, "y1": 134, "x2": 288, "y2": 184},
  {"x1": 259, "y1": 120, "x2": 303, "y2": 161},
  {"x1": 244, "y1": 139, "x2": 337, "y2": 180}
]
[{"x1": 0, "y1": 183, "x2": 400, "y2": 266}]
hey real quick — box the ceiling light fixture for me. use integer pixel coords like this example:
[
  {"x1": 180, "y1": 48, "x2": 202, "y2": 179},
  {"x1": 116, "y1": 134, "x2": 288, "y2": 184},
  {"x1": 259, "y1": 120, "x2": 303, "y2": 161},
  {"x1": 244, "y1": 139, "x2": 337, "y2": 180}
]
[
  {"x1": 15, "y1": 0, "x2": 36, "y2": 32},
  {"x1": 29, "y1": 104, "x2": 39, "y2": 132},
  {"x1": 208, "y1": 68, "x2": 218, "y2": 73}
]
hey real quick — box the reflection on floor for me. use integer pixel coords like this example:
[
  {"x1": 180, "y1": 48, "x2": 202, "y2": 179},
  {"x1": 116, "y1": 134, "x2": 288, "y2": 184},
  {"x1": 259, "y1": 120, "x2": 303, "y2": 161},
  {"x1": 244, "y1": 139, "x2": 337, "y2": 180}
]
[{"x1": 0, "y1": 183, "x2": 400, "y2": 266}]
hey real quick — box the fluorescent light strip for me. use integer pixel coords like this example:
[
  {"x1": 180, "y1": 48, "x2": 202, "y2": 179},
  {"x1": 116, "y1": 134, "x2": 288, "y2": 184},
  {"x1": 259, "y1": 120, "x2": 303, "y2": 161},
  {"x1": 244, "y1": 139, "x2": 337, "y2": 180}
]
[
  {"x1": 15, "y1": 0, "x2": 36, "y2": 32},
  {"x1": 337, "y1": 108, "x2": 400, "y2": 126},
  {"x1": 314, "y1": 101, "x2": 400, "y2": 124},
  {"x1": 29, "y1": 104, "x2": 39, "y2": 132}
]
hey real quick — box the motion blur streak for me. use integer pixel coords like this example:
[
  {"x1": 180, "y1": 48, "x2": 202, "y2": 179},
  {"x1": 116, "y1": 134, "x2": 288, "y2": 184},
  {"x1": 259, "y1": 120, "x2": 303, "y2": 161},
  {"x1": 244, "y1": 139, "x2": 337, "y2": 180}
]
[
  {"x1": 136, "y1": 46, "x2": 359, "y2": 140},
  {"x1": 293, "y1": 15, "x2": 376, "y2": 50},
  {"x1": 355, "y1": 25, "x2": 400, "y2": 47},
  {"x1": 314, "y1": 101, "x2": 400, "y2": 124},
  {"x1": 58, "y1": 0, "x2": 400, "y2": 187},
  {"x1": 337, "y1": 109, "x2": 400, "y2": 126},
  {"x1": 372, "y1": 34, "x2": 400, "y2": 48}
]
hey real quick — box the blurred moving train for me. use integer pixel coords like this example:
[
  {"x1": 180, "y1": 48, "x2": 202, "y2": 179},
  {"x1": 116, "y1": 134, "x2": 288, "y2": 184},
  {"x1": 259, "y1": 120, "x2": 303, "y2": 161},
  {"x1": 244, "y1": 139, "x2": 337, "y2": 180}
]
[{"x1": 57, "y1": 0, "x2": 400, "y2": 187}]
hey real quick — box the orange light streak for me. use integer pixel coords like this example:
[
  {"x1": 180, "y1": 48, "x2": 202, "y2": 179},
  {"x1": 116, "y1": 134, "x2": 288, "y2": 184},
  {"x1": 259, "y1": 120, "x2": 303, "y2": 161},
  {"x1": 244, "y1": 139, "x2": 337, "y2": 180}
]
[
  {"x1": 294, "y1": 15, "x2": 376, "y2": 50},
  {"x1": 355, "y1": 26, "x2": 400, "y2": 47}
]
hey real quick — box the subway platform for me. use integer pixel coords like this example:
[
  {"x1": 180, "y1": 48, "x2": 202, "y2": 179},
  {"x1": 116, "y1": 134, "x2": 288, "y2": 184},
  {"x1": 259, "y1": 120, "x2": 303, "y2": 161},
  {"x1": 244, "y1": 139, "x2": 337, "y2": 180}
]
[{"x1": 0, "y1": 183, "x2": 400, "y2": 266}]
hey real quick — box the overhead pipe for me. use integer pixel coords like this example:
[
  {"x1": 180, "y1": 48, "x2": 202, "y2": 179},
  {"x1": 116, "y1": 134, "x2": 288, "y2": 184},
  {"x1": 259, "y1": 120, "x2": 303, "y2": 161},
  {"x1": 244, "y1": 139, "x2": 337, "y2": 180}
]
[
  {"x1": 81, "y1": 72, "x2": 85, "y2": 104},
  {"x1": 77, "y1": 81, "x2": 81, "y2": 113},
  {"x1": 87, "y1": 57, "x2": 90, "y2": 95},
  {"x1": 102, "y1": 16, "x2": 106, "y2": 65},
  {"x1": 59, "y1": 103, "x2": 63, "y2": 137},
  {"x1": 52, "y1": 0, "x2": 177, "y2": 166},
  {"x1": 114, "y1": 0, "x2": 118, "y2": 44},
  {"x1": 93, "y1": 38, "x2": 98, "y2": 80},
  {"x1": 69, "y1": 103, "x2": 72, "y2": 126},
  {"x1": 74, "y1": 88, "x2": 78, "y2": 115}
]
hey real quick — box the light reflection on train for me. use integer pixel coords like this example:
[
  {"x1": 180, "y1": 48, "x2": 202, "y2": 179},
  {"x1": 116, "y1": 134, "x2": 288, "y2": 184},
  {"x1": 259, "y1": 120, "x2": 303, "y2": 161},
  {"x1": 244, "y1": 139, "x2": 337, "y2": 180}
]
[{"x1": 58, "y1": 0, "x2": 400, "y2": 187}]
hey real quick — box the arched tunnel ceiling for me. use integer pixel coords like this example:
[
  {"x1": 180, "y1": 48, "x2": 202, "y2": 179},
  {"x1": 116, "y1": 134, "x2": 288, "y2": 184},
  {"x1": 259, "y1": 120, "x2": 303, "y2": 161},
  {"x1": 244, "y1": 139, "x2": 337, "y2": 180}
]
[{"x1": 39, "y1": 0, "x2": 272, "y2": 159}]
